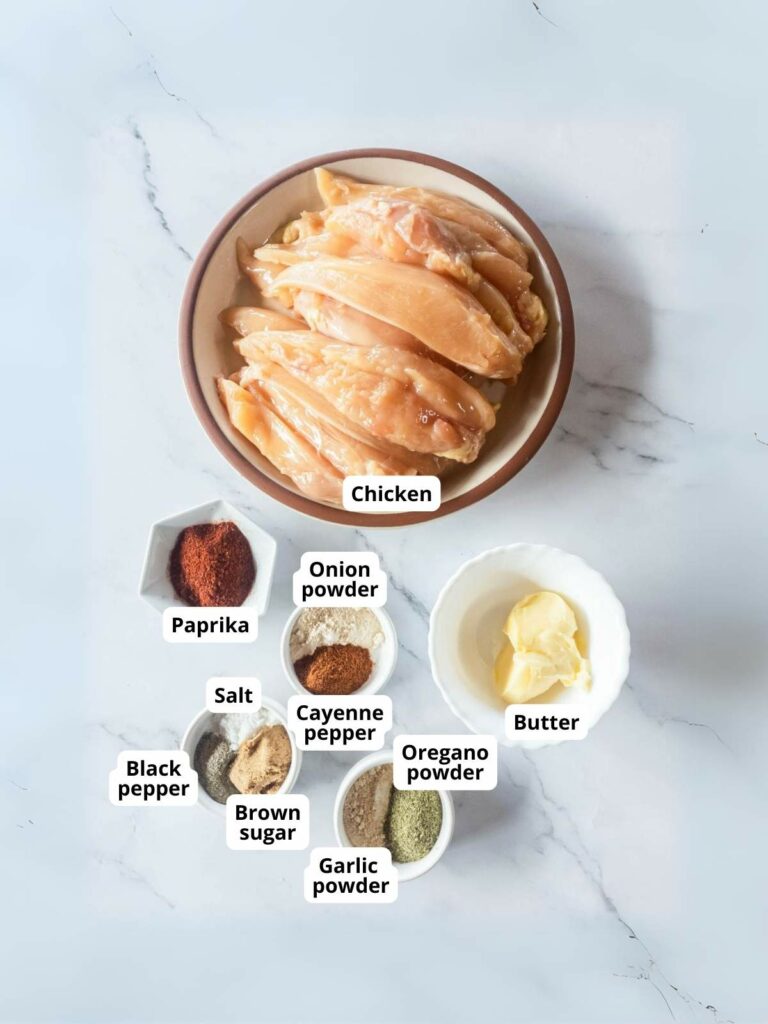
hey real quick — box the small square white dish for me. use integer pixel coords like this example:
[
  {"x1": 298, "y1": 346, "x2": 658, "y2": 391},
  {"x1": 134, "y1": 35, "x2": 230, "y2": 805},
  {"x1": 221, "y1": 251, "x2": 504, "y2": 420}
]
[{"x1": 138, "y1": 498, "x2": 277, "y2": 615}]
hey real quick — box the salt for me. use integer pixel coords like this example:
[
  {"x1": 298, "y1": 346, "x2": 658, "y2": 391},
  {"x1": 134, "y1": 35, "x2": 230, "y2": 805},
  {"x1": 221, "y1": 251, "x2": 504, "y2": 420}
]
[{"x1": 218, "y1": 708, "x2": 279, "y2": 749}]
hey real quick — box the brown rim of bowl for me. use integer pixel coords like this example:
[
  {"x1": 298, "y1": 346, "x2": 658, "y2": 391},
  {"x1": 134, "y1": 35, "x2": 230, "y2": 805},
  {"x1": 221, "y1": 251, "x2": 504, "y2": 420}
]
[{"x1": 179, "y1": 148, "x2": 574, "y2": 528}]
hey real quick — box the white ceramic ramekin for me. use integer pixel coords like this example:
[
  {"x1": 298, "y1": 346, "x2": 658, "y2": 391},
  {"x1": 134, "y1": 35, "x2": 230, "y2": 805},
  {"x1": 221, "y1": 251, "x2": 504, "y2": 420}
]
[
  {"x1": 181, "y1": 696, "x2": 302, "y2": 816},
  {"x1": 333, "y1": 750, "x2": 454, "y2": 882},
  {"x1": 281, "y1": 606, "x2": 398, "y2": 697},
  {"x1": 429, "y1": 544, "x2": 630, "y2": 749}
]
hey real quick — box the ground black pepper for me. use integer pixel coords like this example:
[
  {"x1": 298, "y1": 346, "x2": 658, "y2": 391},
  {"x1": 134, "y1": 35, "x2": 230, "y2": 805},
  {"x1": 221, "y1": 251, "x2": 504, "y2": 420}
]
[{"x1": 193, "y1": 732, "x2": 238, "y2": 804}]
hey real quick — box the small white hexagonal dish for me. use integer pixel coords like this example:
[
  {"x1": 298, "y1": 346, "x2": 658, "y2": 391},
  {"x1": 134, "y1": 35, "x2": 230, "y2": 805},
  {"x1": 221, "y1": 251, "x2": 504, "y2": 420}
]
[{"x1": 138, "y1": 499, "x2": 277, "y2": 615}]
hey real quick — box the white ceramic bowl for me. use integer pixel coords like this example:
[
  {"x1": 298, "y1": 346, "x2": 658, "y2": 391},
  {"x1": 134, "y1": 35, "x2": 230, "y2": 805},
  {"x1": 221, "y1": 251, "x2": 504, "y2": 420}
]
[
  {"x1": 180, "y1": 149, "x2": 574, "y2": 527},
  {"x1": 281, "y1": 606, "x2": 398, "y2": 696},
  {"x1": 333, "y1": 750, "x2": 454, "y2": 882},
  {"x1": 429, "y1": 544, "x2": 630, "y2": 748},
  {"x1": 139, "y1": 498, "x2": 277, "y2": 615},
  {"x1": 181, "y1": 697, "x2": 302, "y2": 816}
]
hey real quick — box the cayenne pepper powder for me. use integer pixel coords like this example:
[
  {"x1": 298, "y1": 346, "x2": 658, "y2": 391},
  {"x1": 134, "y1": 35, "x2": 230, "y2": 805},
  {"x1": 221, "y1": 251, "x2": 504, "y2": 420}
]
[
  {"x1": 169, "y1": 521, "x2": 255, "y2": 607},
  {"x1": 294, "y1": 644, "x2": 373, "y2": 695}
]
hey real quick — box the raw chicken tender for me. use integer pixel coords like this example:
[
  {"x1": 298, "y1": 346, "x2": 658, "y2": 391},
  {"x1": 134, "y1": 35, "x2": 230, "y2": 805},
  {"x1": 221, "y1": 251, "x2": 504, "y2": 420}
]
[
  {"x1": 238, "y1": 360, "x2": 445, "y2": 478},
  {"x1": 254, "y1": 233, "x2": 361, "y2": 265},
  {"x1": 280, "y1": 196, "x2": 534, "y2": 337},
  {"x1": 217, "y1": 378, "x2": 343, "y2": 501},
  {"x1": 315, "y1": 167, "x2": 529, "y2": 268},
  {"x1": 443, "y1": 221, "x2": 532, "y2": 296},
  {"x1": 230, "y1": 277, "x2": 428, "y2": 357},
  {"x1": 277, "y1": 201, "x2": 528, "y2": 335},
  {"x1": 235, "y1": 331, "x2": 494, "y2": 462},
  {"x1": 473, "y1": 277, "x2": 522, "y2": 337},
  {"x1": 323, "y1": 197, "x2": 479, "y2": 289},
  {"x1": 293, "y1": 292, "x2": 426, "y2": 354},
  {"x1": 282, "y1": 210, "x2": 327, "y2": 242},
  {"x1": 434, "y1": 220, "x2": 548, "y2": 343},
  {"x1": 516, "y1": 293, "x2": 548, "y2": 345},
  {"x1": 236, "y1": 238, "x2": 284, "y2": 292},
  {"x1": 266, "y1": 256, "x2": 528, "y2": 379},
  {"x1": 220, "y1": 306, "x2": 307, "y2": 335}
]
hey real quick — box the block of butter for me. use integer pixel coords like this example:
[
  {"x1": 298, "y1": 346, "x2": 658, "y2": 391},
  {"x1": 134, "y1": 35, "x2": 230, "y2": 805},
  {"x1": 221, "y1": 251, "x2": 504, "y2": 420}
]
[{"x1": 494, "y1": 591, "x2": 590, "y2": 704}]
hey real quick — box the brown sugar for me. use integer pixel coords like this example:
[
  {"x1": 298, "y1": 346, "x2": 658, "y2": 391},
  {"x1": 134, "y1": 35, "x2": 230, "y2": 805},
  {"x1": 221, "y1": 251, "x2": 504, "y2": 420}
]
[{"x1": 228, "y1": 724, "x2": 292, "y2": 794}]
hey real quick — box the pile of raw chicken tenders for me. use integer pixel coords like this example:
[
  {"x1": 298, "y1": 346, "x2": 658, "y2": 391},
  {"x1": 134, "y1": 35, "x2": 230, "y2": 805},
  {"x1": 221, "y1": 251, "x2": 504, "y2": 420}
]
[{"x1": 217, "y1": 168, "x2": 548, "y2": 505}]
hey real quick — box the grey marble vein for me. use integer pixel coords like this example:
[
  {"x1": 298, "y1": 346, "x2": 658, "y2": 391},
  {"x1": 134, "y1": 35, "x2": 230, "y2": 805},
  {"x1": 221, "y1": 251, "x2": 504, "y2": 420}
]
[
  {"x1": 94, "y1": 852, "x2": 176, "y2": 910},
  {"x1": 574, "y1": 372, "x2": 695, "y2": 430},
  {"x1": 613, "y1": 971, "x2": 676, "y2": 1021},
  {"x1": 149, "y1": 68, "x2": 219, "y2": 138},
  {"x1": 111, "y1": 7, "x2": 219, "y2": 137},
  {"x1": 625, "y1": 682, "x2": 730, "y2": 752},
  {"x1": 109, "y1": 6, "x2": 133, "y2": 37},
  {"x1": 556, "y1": 424, "x2": 609, "y2": 471},
  {"x1": 354, "y1": 528, "x2": 434, "y2": 622},
  {"x1": 531, "y1": 1, "x2": 558, "y2": 28},
  {"x1": 352, "y1": 529, "x2": 430, "y2": 622},
  {"x1": 396, "y1": 636, "x2": 427, "y2": 665},
  {"x1": 98, "y1": 721, "x2": 182, "y2": 749},
  {"x1": 554, "y1": 367, "x2": 695, "y2": 473},
  {"x1": 520, "y1": 751, "x2": 730, "y2": 1023},
  {"x1": 128, "y1": 119, "x2": 192, "y2": 261}
]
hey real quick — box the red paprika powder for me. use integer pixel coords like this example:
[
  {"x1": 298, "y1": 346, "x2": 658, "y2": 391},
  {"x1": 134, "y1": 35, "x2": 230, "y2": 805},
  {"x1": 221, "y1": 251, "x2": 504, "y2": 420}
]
[{"x1": 169, "y1": 521, "x2": 255, "y2": 607}]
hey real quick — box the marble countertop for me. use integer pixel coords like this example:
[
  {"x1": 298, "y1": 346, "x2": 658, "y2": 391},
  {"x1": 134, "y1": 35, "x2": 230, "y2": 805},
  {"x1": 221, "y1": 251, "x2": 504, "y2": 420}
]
[{"x1": 2, "y1": 2, "x2": 766, "y2": 1022}]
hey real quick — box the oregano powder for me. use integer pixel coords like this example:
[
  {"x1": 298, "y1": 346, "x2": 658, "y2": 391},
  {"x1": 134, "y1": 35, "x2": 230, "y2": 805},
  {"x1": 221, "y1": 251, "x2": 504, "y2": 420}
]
[
  {"x1": 342, "y1": 764, "x2": 443, "y2": 863},
  {"x1": 385, "y1": 789, "x2": 443, "y2": 863}
]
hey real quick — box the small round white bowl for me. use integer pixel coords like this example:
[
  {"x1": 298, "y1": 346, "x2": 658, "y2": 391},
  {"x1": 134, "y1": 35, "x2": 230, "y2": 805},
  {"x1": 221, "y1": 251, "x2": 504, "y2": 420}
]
[
  {"x1": 429, "y1": 544, "x2": 630, "y2": 749},
  {"x1": 334, "y1": 750, "x2": 454, "y2": 882},
  {"x1": 181, "y1": 696, "x2": 302, "y2": 815},
  {"x1": 281, "y1": 606, "x2": 398, "y2": 697}
]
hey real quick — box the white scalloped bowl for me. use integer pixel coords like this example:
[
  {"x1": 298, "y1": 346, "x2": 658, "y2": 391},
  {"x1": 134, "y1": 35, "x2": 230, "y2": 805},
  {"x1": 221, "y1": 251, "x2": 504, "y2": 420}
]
[{"x1": 428, "y1": 545, "x2": 630, "y2": 748}]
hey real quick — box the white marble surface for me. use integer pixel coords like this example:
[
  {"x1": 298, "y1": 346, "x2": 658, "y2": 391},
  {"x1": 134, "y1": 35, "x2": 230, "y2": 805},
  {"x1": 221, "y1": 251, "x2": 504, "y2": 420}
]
[{"x1": 2, "y1": 2, "x2": 767, "y2": 1021}]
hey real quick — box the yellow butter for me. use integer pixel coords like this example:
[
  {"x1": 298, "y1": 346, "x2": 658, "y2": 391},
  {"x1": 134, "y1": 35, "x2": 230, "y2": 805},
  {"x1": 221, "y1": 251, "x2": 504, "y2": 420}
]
[
  {"x1": 494, "y1": 591, "x2": 590, "y2": 704},
  {"x1": 504, "y1": 591, "x2": 577, "y2": 649}
]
